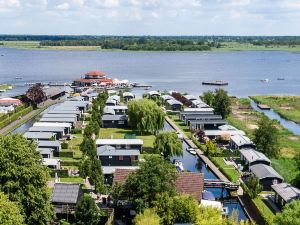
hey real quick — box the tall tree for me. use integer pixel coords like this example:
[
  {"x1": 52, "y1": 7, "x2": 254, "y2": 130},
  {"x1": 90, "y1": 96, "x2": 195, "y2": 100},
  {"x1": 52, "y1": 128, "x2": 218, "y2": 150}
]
[
  {"x1": 213, "y1": 89, "x2": 231, "y2": 118},
  {"x1": 75, "y1": 195, "x2": 102, "y2": 225},
  {"x1": 0, "y1": 135, "x2": 54, "y2": 225},
  {"x1": 0, "y1": 192, "x2": 24, "y2": 225},
  {"x1": 122, "y1": 155, "x2": 177, "y2": 211},
  {"x1": 245, "y1": 175, "x2": 262, "y2": 199},
  {"x1": 274, "y1": 200, "x2": 300, "y2": 225},
  {"x1": 127, "y1": 99, "x2": 165, "y2": 135},
  {"x1": 201, "y1": 90, "x2": 215, "y2": 106},
  {"x1": 195, "y1": 206, "x2": 224, "y2": 225},
  {"x1": 25, "y1": 84, "x2": 46, "y2": 109},
  {"x1": 154, "y1": 131, "x2": 182, "y2": 159},
  {"x1": 134, "y1": 208, "x2": 160, "y2": 225},
  {"x1": 254, "y1": 116, "x2": 279, "y2": 157}
]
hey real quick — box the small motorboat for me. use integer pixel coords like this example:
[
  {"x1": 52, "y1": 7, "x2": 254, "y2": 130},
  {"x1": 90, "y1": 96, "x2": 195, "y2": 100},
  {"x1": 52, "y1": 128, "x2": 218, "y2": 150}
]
[
  {"x1": 173, "y1": 159, "x2": 184, "y2": 172},
  {"x1": 189, "y1": 150, "x2": 197, "y2": 155},
  {"x1": 15, "y1": 76, "x2": 23, "y2": 80},
  {"x1": 186, "y1": 147, "x2": 194, "y2": 152},
  {"x1": 260, "y1": 78, "x2": 269, "y2": 83},
  {"x1": 277, "y1": 78, "x2": 285, "y2": 80}
]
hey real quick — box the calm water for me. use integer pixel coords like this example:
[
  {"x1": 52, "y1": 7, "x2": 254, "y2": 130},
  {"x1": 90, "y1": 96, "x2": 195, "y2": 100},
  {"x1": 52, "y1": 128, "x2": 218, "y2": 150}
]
[{"x1": 1, "y1": 47, "x2": 300, "y2": 97}]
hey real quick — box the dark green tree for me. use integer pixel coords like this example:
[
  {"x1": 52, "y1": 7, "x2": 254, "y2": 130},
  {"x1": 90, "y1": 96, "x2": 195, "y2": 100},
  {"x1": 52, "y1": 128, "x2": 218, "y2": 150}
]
[
  {"x1": 274, "y1": 200, "x2": 300, "y2": 225},
  {"x1": 122, "y1": 155, "x2": 177, "y2": 211},
  {"x1": 154, "y1": 131, "x2": 183, "y2": 159},
  {"x1": 75, "y1": 195, "x2": 102, "y2": 225},
  {"x1": 0, "y1": 192, "x2": 25, "y2": 225},
  {"x1": 0, "y1": 135, "x2": 54, "y2": 225},
  {"x1": 254, "y1": 116, "x2": 279, "y2": 157},
  {"x1": 80, "y1": 137, "x2": 97, "y2": 157},
  {"x1": 245, "y1": 175, "x2": 262, "y2": 199},
  {"x1": 212, "y1": 89, "x2": 231, "y2": 118},
  {"x1": 201, "y1": 90, "x2": 215, "y2": 106}
]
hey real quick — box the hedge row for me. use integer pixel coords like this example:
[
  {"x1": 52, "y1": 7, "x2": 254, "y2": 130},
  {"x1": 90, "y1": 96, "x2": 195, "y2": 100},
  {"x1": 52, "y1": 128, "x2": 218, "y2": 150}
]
[
  {"x1": 0, "y1": 106, "x2": 33, "y2": 129},
  {"x1": 50, "y1": 169, "x2": 69, "y2": 178},
  {"x1": 59, "y1": 151, "x2": 74, "y2": 158},
  {"x1": 61, "y1": 160, "x2": 80, "y2": 167}
]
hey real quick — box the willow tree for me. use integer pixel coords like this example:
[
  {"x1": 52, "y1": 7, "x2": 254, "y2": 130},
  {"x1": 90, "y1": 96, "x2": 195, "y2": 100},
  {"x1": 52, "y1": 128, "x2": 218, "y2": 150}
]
[
  {"x1": 127, "y1": 99, "x2": 165, "y2": 135},
  {"x1": 154, "y1": 131, "x2": 183, "y2": 159}
]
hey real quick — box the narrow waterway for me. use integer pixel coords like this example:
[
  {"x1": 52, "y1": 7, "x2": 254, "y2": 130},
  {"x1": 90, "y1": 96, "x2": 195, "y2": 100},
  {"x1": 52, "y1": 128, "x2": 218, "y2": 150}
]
[
  {"x1": 250, "y1": 100, "x2": 300, "y2": 135},
  {"x1": 164, "y1": 122, "x2": 248, "y2": 222}
]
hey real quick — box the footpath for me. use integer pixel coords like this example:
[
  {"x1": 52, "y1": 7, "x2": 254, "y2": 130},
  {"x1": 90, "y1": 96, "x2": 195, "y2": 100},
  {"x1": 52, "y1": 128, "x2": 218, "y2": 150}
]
[{"x1": 0, "y1": 99, "x2": 62, "y2": 135}]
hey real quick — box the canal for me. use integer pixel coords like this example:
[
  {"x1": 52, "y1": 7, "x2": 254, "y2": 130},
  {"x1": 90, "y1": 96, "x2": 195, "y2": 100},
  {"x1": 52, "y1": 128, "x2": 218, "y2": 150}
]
[
  {"x1": 164, "y1": 122, "x2": 248, "y2": 222},
  {"x1": 250, "y1": 100, "x2": 300, "y2": 136}
]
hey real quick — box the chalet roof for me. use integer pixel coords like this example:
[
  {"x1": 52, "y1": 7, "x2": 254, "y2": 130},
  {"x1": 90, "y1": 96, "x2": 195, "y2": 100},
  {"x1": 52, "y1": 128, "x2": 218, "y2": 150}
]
[
  {"x1": 240, "y1": 148, "x2": 271, "y2": 164},
  {"x1": 102, "y1": 114, "x2": 128, "y2": 121},
  {"x1": 230, "y1": 134, "x2": 253, "y2": 147},
  {"x1": 161, "y1": 95, "x2": 174, "y2": 101},
  {"x1": 184, "y1": 114, "x2": 222, "y2": 119},
  {"x1": 149, "y1": 91, "x2": 160, "y2": 96},
  {"x1": 104, "y1": 105, "x2": 128, "y2": 110},
  {"x1": 189, "y1": 119, "x2": 227, "y2": 125},
  {"x1": 96, "y1": 139, "x2": 143, "y2": 146},
  {"x1": 175, "y1": 172, "x2": 204, "y2": 201},
  {"x1": 250, "y1": 164, "x2": 284, "y2": 181},
  {"x1": 97, "y1": 145, "x2": 140, "y2": 156},
  {"x1": 52, "y1": 183, "x2": 81, "y2": 204},
  {"x1": 103, "y1": 166, "x2": 139, "y2": 175},
  {"x1": 47, "y1": 110, "x2": 80, "y2": 115},
  {"x1": 271, "y1": 183, "x2": 300, "y2": 203}
]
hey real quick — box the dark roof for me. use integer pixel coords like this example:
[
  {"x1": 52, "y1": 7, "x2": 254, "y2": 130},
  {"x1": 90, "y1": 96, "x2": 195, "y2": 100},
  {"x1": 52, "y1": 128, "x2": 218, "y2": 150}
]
[
  {"x1": 97, "y1": 145, "x2": 140, "y2": 156},
  {"x1": 29, "y1": 126, "x2": 65, "y2": 133},
  {"x1": 271, "y1": 183, "x2": 300, "y2": 203},
  {"x1": 188, "y1": 119, "x2": 227, "y2": 125},
  {"x1": 250, "y1": 164, "x2": 283, "y2": 180},
  {"x1": 52, "y1": 183, "x2": 81, "y2": 204},
  {"x1": 184, "y1": 114, "x2": 222, "y2": 119},
  {"x1": 102, "y1": 115, "x2": 128, "y2": 121},
  {"x1": 175, "y1": 172, "x2": 204, "y2": 201},
  {"x1": 113, "y1": 169, "x2": 134, "y2": 185}
]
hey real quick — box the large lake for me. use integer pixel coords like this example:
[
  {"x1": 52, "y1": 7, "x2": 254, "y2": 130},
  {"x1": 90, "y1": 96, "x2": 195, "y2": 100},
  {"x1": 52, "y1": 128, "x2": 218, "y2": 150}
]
[{"x1": 1, "y1": 47, "x2": 300, "y2": 97}]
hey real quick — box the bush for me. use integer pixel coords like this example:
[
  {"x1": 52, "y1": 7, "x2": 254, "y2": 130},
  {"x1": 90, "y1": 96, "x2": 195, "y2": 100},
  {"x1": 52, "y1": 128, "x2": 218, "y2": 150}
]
[
  {"x1": 71, "y1": 128, "x2": 82, "y2": 134},
  {"x1": 50, "y1": 169, "x2": 69, "y2": 178},
  {"x1": 61, "y1": 142, "x2": 69, "y2": 149},
  {"x1": 59, "y1": 151, "x2": 74, "y2": 158},
  {"x1": 0, "y1": 105, "x2": 33, "y2": 129},
  {"x1": 61, "y1": 160, "x2": 80, "y2": 167}
]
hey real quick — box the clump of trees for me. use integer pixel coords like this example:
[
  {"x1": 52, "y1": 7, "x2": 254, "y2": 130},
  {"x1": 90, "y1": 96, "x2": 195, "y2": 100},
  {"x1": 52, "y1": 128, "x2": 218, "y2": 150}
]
[
  {"x1": 127, "y1": 99, "x2": 165, "y2": 135},
  {"x1": 244, "y1": 175, "x2": 263, "y2": 199},
  {"x1": 75, "y1": 194, "x2": 103, "y2": 225},
  {"x1": 134, "y1": 208, "x2": 160, "y2": 225},
  {"x1": 25, "y1": 84, "x2": 46, "y2": 108},
  {"x1": 274, "y1": 200, "x2": 300, "y2": 225},
  {"x1": 0, "y1": 134, "x2": 54, "y2": 225},
  {"x1": 0, "y1": 192, "x2": 25, "y2": 225},
  {"x1": 254, "y1": 116, "x2": 279, "y2": 157},
  {"x1": 201, "y1": 89, "x2": 231, "y2": 118},
  {"x1": 154, "y1": 131, "x2": 183, "y2": 159}
]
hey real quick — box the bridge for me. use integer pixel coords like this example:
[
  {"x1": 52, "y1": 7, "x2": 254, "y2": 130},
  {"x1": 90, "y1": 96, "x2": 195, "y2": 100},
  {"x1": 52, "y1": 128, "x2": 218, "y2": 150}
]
[{"x1": 204, "y1": 179, "x2": 240, "y2": 191}]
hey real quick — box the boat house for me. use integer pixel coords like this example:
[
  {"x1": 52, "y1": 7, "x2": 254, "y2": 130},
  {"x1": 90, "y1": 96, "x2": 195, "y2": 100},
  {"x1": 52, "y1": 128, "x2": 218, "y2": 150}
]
[
  {"x1": 240, "y1": 148, "x2": 271, "y2": 167},
  {"x1": 249, "y1": 164, "x2": 284, "y2": 190},
  {"x1": 271, "y1": 183, "x2": 300, "y2": 208}
]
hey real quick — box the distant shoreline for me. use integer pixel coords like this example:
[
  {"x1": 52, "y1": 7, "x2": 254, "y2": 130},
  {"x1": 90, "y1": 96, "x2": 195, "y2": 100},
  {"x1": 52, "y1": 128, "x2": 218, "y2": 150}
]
[{"x1": 1, "y1": 41, "x2": 300, "y2": 53}]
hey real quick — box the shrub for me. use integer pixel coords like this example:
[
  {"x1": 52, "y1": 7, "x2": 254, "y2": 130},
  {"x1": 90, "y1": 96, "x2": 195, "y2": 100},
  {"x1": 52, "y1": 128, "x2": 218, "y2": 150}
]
[
  {"x1": 61, "y1": 142, "x2": 69, "y2": 149},
  {"x1": 71, "y1": 128, "x2": 82, "y2": 134}
]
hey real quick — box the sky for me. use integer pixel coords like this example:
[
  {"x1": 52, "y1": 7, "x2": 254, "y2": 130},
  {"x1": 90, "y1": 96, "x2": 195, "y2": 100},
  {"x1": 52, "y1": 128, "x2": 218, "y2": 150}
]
[{"x1": 0, "y1": 0, "x2": 300, "y2": 36}]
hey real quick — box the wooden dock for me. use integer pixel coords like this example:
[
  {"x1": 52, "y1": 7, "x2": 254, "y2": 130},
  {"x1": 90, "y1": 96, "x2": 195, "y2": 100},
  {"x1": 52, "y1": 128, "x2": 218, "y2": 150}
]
[{"x1": 165, "y1": 116, "x2": 229, "y2": 182}]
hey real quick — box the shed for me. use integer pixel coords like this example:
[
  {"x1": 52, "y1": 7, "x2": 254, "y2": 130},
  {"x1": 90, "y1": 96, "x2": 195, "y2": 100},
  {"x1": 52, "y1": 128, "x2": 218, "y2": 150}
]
[
  {"x1": 240, "y1": 148, "x2": 271, "y2": 166},
  {"x1": 271, "y1": 183, "x2": 300, "y2": 208},
  {"x1": 38, "y1": 140, "x2": 61, "y2": 152},
  {"x1": 102, "y1": 114, "x2": 128, "y2": 128},
  {"x1": 24, "y1": 132, "x2": 56, "y2": 141},
  {"x1": 250, "y1": 164, "x2": 284, "y2": 190},
  {"x1": 52, "y1": 183, "x2": 83, "y2": 214}
]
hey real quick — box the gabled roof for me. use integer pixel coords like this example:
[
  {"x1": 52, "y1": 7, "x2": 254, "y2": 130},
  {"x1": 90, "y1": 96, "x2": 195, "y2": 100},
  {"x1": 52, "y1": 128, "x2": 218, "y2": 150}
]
[
  {"x1": 175, "y1": 172, "x2": 204, "y2": 201},
  {"x1": 48, "y1": 110, "x2": 81, "y2": 115},
  {"x1": 42, "y1": 113, "x2": 77, "y2": 118},
  {"x1": 37, "y1": 148, "x2": 54, "y2": 155},
  {"x1": 240, "y1": 148, "x2": 271, "y2": 164},
  {"x1": 161, "y1": 95, "x2": 174, "y2": 101},
  {"x1": 39, "y1": 117, "x2": 76, "y2": 123},
  {"x1": 52, "y1": 183, "x2": 82, "y2": 204},
  {"x1": 183, "y1": 108, "x2": 214, "y2": 112},
  {"x1": 271, "y1": 183, "x2": 300, "y2": 203},
  {"x1": 250, "y1": 164, "x2": 284, "y2": 181}
]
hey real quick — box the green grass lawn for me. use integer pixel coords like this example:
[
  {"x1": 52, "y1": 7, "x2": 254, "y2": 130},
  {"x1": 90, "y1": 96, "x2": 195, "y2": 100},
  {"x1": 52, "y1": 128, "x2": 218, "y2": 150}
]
[
  {"x1": 99, "y1": 127, "x2": 155, "y2": 152},
  {"x1": 168, "y1": 114, "x2": 192, "y2": 137},
  {"x1": 250, "y1": 95, "x2": 300, "y2": 124},
  {"x1": 253, "y1": 197, "x2": 275, "y2": 225},
  {"x1": 211, "y1": 157, "x2": 240, "y2": 183},
  {"x1": 59, "y1": 177, "x2": 84, "y2": 184}
]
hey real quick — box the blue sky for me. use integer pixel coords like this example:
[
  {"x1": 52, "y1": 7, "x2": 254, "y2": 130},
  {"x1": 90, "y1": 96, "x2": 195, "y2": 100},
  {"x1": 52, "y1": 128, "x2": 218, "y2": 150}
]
[{"x1": 1, "y1": 0, "x2": 300, "y2": 35}]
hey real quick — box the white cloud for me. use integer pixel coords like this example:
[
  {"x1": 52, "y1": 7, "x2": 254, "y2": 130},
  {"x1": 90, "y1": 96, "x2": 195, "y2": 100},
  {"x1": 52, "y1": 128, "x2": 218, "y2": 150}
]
[{"x1": 56, "y1": 3, "x2": 70, "y2": 10}]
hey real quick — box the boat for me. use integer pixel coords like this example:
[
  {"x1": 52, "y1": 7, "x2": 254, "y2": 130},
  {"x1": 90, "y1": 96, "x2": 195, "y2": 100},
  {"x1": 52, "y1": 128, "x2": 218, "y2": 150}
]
[
  {"x1": 173, "y1": 159, "x2": 184, "y2": 172},
  {"x1": 144, "y1": 87, "x2": 150, "y2": 90},
  {"x1": 15, "y1": 76, "x2": 23, "y2": 80},
  {"x1": 260, "y1": 78, "x2": 269, "y2": 82},
  {"x1": 202, "y1": 80, "x2": 228, "y2": 86},
  {"x1": 277, "y1": 78, "x2": 285, "y2": 80},
  {"x1": 186, "y1": 147, "x2": 195, "y2": 152},
  {"x1": 189, "y1": 150, "x2": 197, "y2": 155},
  {"x1": 202, "y1": 190, "x2": 216, "y2": 201}
]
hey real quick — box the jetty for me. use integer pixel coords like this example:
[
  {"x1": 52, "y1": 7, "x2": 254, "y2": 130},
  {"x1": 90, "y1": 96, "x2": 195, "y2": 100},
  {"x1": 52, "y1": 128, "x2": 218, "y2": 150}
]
[
  {"x1": 202, "y1": 80, "x2": 228, "y2": 86},
  {"x1": 257, "y1": 104, "x2": 271, "y2": 110}
]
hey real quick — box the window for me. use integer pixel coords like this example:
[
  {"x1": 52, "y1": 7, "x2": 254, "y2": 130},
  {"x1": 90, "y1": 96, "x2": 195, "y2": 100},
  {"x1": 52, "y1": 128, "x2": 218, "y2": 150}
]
[
  {"x1": 273, "y1": 179, "x2": 278, "y2": 185},
  {"x1": 118, "y1": 121, "x2": 125, "y2": 125},
  {"x1": 119, "y1": 156, "x2": 124, "y2": 161},
  {"x1": 130, "y1": 155, "x2": 136, "y2": 161}
]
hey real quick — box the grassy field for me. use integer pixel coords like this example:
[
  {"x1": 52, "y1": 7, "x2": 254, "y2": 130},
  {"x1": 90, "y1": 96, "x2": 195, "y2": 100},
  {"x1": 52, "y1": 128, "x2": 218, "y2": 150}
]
[
  {"x1": 0, "y1": 84, "x2": 13, "y2": 90},
  {"x1": 99, "y1": 127, "x2": 155, "y2": 152},
  {"x1": 250, "y1": 95, "x2": 300, "y2": 124},
  {"x1": 3, "y1": 41, "x2": 300, "y2": 52},
  {"x1": 228, "y1": 98, "x2": 300, "y2": 183}
]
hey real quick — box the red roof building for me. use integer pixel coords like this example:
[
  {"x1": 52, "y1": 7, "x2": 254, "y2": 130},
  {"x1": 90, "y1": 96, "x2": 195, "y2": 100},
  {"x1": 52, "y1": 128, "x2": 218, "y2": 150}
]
[
  {"x1": 73, "y1": 70, "x2": 114, "y2": 87},
  {"x1": 0, "y1": 97, "x2": 22, "y2": 106}
]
